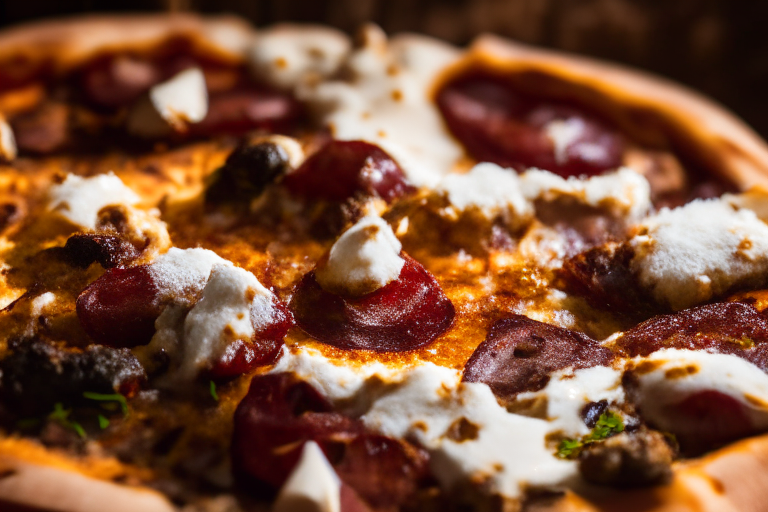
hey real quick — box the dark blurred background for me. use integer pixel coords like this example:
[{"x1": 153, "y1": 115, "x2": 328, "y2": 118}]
[{"x1": 2, "y1": 0, "x2": 768, "y2": 139}]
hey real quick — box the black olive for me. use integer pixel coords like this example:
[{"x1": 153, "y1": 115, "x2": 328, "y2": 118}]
[{"x1": 206, "y1": 142, "x2": 290, "y2": 204}]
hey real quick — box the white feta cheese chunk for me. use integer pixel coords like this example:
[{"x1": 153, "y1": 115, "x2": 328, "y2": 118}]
[
  {"x1": 544, "y1": 118, "x2": 585, "y2": 166},
  {"x1": 629, "y1": 349, "x2": 768, "y2": 433},
  {"x1": 273, "y1": 441, "x2": 340, "y2": 512},
  {"x1": 179, "y1": 264, "x2": 272, "y2": 380},
  {"x1": 249, "y1": 25, "x2": 350, "y2": 90},
  {"x1": 47, "y1": 173, "x2": 140, "y2": 229},
  {"x1": 520, "y1": 167, "x2": 651, "y2": 220},
  {"x1": 359, "y1": 364, "x2": 576, "y2": 499},
  {"x1": 149, "y1": 247, "x2": 228, "y2": 306},
  {"x1": 0, "y1": 115, "x2": 16, "y2": 162},
  {"x1": 437, "y1": 163, "x2": 533, "y2": 227},
  {"x1": 297, "y1": 26, "x2": 462, "y2": 187},
  {"x1": 516, "y1": 365, "x2": 625, "y2": 437},
  {"x1": 630, "y1": 198, "x2": 768, "y2": 310},
  {"x1": 149, "y1": 67, "x2": 208, "y2": 129},
  {"x1": 315, "y1": 215, "x2": 404, "y2": 296}
]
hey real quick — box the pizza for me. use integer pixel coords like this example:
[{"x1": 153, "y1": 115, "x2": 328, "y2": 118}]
[{"x1": 1, "y1": 12, "x2": 768, "y2": 512}]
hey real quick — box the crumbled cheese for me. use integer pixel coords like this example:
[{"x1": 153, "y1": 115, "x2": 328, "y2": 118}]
[
  {"x1": 179, "y1": 264, "x2": 272, "y2": 380},
  {"x1": 629, "y1": 349, "x2": 768, "y2": 433},
  {"x1": 273, "y1": 441, "x2": 340, "y2": 512},
  {"x1": 520, "y1": 167, "x2": 652, "y2": 220},
  {"x1": 359, "y1": 364, "x2": 576, "y2": 498},
  {"x1": 0, "y1": 115, "x2": 16, "y2": 162},
  {"x1": 314, "y1": 215, "x2": 405, "y2": 296},
  {"x1": 630, "y1": 198, "x2": 768, "y2": 310},
  {"x1": 273, "y1": 349, "x2": 579, "y2": 499},
  {"x1": 25, "y1": 292, "x2": 56, "y2": 337},
  {"x1": 516, "y1": 365, "x2": 625, "y2": 437},
  {"x1": 47, "y1": 173, "x2": 140, "y2": 229},
  {"x1": 249, "y1": 25, "x2": 350, "y2": 90},
  {"x1": 297, "y1": 25, "x2": 463, "y2": 187},
  {"x1": 544, "y1": 118, "x2": 584, "y2": 166},
  {"x1": 437, "y1": 163, "x2": 533, "y2": 228},
  {"x1": 149, "y1": 67, "x2": 208, "y2": 129},
  {"x1": 149, "y1": 247, "x2": 227, "y2": 306},
  {"x1": 723, "y1": 186, "x2": 768, "y2": 222}
]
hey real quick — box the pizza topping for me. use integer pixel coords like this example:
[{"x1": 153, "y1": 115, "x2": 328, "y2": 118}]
[
  {"x1": 283, "y1": 140, "x2": 414, "y2": 203},
  {"x1": 630, "y1": 198, "x2": 768, "y2": 310},
  {"x1": 0, "y1": 337, "x2": 146, "y2": 417},
  {"x1": 624, "y1": 349, "x2": 768, "y2": 454},
  {"x1": 77, "y1": 265, "x2": 162, "y2": 348},
  {"x1": 297, "y1": 25, "x2": 462, "y2": 187},
  {"x1": 249, "y1": 25, "x2": 351, "y2": 90},
  {"x1": 436, "y1": 73, "x2": 624, "y2": 177},
  {"x1": 63, "y1": 234, "x2": 140, "y2": 269},
  {"x1": 232, "y1": 372, "x2": 431, "y2": 509},
  {"x1": 292, "y1": 250, "x2": 454, "y2": 352},
  {"x1": 462, "y1": 316, "x2": 615, "y2": 404},
  {"x1": 206, "y1": 139, "x2": 295, "y2": 205},
  {"x1": 436, "y1": 162, "x2": 533, "y2": 228},
  {"x1": 315, "y1": 216, "x2": 405, "y2": 296},
  {"x1": 577, "y1": 428, "x2": 675, "y2": 487},
  {"x1": 79, "y1": 55, "x2": 161, "y2": 109},
  {"x1": 47, "y1": 173, "x2": 140, "y2": 230},
  {"x1": 272, "y1": 440, "x2": 341, "y2": 512},
  {"x1": 612, "y1": 302, "x2": 768, "y2": 371},
  {"x1": 149, "y1": 247, "x2": 228, "y2": 306},
  {"x1": 521, "y1": 167, "x2": 651, "y2": 221},
  {"x1": 0, "y1": 114, "x2": 16, "y2": 161},
  {"x1": 10, "y1": 101, "x2": 70, "y2": 154}
]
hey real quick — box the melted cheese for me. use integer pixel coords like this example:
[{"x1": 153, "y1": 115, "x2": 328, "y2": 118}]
[
  {"x1": 297, "y1": 26, "x2": 463, "y2": 187},
  {"x1": 520, "y1": 167, "x2": 651, "y2": 220},
  {"x1": 249, "y1": 25, "x2": 350, "y2": 90},
  {"x1": 47, "y1": 173, "x2": 140, "y2": 229},
  {"x1": 629, "y1": 349, "x2": 768, "y2": 432},
  {"x1": 150, "y1": 247, "x2": 226, "y2": 306},
  {"x1": 630, "y1": 198, "x2": 768, "y2": 310},
  {"x1": 314, "y1": 215, "x2": 404, "y2": 296},
  {"x1": 273, "y1": 441, "x2": 341, "y2": 512},
  {"x1": 437, "y1": 162, "x2": 533, "y2": 227}
]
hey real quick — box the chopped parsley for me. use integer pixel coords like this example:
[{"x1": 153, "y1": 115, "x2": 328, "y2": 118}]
[
  {"x1": 210, "y1": 381, "x2": 219, "y2": 402},
  {"x1": 556, "y1": 411, "x2": 625, "y2": 459},
  {"x1": 49, "y1": 402, "x2": 86, "y2": 439},
  {"x1": 83, "y1": 392, "x2": 129, "y2": 417}
]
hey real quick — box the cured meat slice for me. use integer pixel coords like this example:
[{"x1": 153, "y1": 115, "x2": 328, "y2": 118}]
[
  {"x1": 283, "y1": 140, "x2": 414, "y2": 203},
  {"x1": 462, "y1": 315, "x2": 614, "y2": 403},
  {"x1": 437, "y1": 73, "x2": 624, "y2": 177},
  {"x1": 232, "y1": 373, "x2": 431, "y2": 509},
  {"x1": 614, "y1": 301, "x2": 768, "y2": 370},
  {"x1": 76, "y1": 266, "x2": 161, "y2": 349},
  {"x1": 290, "y1": 254, "x2": 455, "y2": 352}
]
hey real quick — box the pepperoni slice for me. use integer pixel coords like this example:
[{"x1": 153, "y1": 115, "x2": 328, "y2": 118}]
[
  {"x1": 189, "y1": 87, "x2": 303, "y2": 137},
  {"x1": 462, "y1": 315, "x2": 614, "y2": 402},
  {"x1": 76, "y1": 265, "x2": 161, "y2": 348},
  {"x1": 289, "y1": 254, "x2": 455, "y2": 352},
  {"x1": 232, "y1": 373, "x2": 431, "y2": 508},
  {"x1": 283, "y1": 140, "x2": 415, "y2": 203},
  {"x1": 79, "y1": 56, "x2": 161, "y2": 109},
  {"x1": 614, "y1": 302, "x2": 768, "y2": 371},
  {"x1": 436, "y1": 73, "x2": 624, "y2": 177},
  {"x1": 209, "y1": 299, "x2": 293, "y2": 379}
]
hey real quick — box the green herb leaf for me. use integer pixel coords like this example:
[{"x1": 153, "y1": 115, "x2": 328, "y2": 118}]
[
  {"x1": 210, "y1": 381, "x2": 219, "y2": 402},
  {"x1": 97, "y1": 414, "x2": 110, "y2": 429},
  {"x1": 48, "y1": 403, "x2": 86, "y2": 439},
  {"x1": 83, "y1": 392, "x2": 129, "y2": 417},
  {"x1": 555, "y1": 411, "x2": 625, "y2": 459}
]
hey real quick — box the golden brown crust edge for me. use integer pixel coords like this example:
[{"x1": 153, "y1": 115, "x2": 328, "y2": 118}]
[
  {"x1": 0, "y1": 13, "x2": 254, "y2": 74},
  {"x1": 446, "y1": 34, "x2": 768, "y2": 191}
]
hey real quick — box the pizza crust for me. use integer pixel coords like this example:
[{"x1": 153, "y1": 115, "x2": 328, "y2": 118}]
[
  {"x1": 1, "y1": 15, "x2": 768, "y2": 512},
  {"x1": 438, "y1": 34, "x2": 768, "y2": 191}
]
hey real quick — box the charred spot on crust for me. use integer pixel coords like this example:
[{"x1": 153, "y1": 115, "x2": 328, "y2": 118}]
[
  {"x1": 0, "y1": 337, "x2": 146, "y2": 418},
  {"x1": 206, "y1": 142, "x2": 290, "y2": 205}
]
